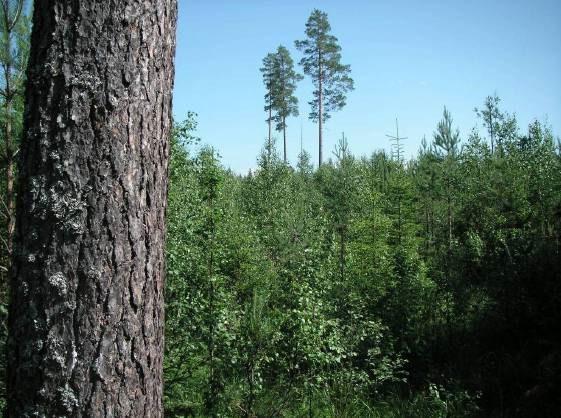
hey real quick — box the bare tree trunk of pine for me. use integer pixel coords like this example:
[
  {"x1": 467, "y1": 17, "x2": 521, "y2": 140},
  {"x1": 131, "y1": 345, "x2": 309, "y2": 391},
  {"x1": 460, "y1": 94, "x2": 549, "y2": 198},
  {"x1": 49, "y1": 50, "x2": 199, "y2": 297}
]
[
  {"x1": 318, "y1": 55, "x2": 323, "y2": 167},
  {"x1": 7, "y1": 1, "x2": 177, "y2": 416},
  {"x1": 489, "y1": 113, "x2": 494, "y2": 154},
  {"x1": 283, "y1": 116, "x2": 287, "y2": 163},
  {"x1": 268, "y1": 89, "x2": 272, "y2": 149}
]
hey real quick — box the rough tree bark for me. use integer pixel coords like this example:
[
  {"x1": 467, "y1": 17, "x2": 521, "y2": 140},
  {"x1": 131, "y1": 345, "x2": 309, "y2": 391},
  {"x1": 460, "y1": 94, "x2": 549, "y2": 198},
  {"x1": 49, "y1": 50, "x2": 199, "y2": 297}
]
[{"x1": 7, "y1": 1, "x2": 177, "y2": 416}]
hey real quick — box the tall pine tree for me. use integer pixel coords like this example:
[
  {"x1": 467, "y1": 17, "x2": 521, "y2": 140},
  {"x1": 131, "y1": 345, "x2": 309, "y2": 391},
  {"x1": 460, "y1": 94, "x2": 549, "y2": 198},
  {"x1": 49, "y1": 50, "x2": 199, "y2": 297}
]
[
  {"x1": 272, "y1": 46, "x2": 302, "y2": 163},
  {"x1": 260, "y1": 52, "x2": 276, "y2": 148},
  {"x1": 295, "y1": 9, "x2": 354, "y2": 166}
]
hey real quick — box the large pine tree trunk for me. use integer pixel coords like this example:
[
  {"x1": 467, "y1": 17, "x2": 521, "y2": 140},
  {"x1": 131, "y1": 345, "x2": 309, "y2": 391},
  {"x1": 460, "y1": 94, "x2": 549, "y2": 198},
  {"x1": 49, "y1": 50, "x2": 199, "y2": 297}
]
[{"x1": 7, "y1": 1, "x2": 177, "y2": 416}]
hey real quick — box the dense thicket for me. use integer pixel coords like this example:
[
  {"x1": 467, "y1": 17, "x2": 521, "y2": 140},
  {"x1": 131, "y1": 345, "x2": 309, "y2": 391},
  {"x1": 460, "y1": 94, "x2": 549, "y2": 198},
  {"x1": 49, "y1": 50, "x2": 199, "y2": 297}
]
[{"x1": 163, "y1": 104, "x2": 561, "y2": 416}]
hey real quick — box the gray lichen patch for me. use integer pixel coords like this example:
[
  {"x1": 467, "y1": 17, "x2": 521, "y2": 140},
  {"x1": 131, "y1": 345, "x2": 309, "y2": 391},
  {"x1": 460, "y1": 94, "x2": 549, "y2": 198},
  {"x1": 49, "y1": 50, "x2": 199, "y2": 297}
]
[
  {"x1": 48, "y1": 272, "x2": 68, "y2": 296},
  {"x1": 68, "y1": 345, "x2": 78, "y2": 375},
  {"x1": 46, "y1": 331, "x2": 67, "y2": 371},
  {"x1": 39, "y1": 180, "x2": 88, "y2": 225},
  {"x1": 94, "y1": 352, "x2": 109, "y2": 383},
  {"x1": 86, "y1": 266, "x2": 101, "y2": 280},
  {"x1": 64, "y1": 219, "x2": 85, "y2": 236},
  {"x1": 58, "y1": 383, "x2": 78, "y2": 414},
  {"x1": 56, "y1": 114, "x2": 66, "y2": 129},
  {"x1": 20, "y1": 280, "x2": 29, "y2": 296}
]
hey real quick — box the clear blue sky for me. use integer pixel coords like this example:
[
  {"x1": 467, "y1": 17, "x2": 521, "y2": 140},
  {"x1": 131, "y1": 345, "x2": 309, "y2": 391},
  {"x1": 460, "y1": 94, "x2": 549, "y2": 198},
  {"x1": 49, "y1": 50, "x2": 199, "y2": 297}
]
[{"x1": 173, "y1": 0, "x2": 561, "y2": 173}]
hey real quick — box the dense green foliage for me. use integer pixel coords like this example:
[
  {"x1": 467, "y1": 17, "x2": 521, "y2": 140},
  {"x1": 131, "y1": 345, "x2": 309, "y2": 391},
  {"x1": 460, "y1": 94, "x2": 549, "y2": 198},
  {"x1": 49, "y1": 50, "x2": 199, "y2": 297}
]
[{"x1": 163, "y1": 104, "x2": 561, "y2": 416}]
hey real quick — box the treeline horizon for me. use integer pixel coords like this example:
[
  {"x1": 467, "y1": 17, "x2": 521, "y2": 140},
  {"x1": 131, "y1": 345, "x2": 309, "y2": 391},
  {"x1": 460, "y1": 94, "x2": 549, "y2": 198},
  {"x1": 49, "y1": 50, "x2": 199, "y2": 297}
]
[{"x1": 193, "y1": 97, "x2": 558, "y2": 176}]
